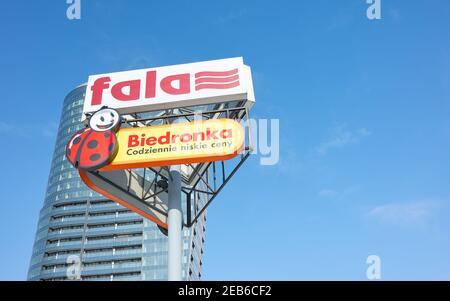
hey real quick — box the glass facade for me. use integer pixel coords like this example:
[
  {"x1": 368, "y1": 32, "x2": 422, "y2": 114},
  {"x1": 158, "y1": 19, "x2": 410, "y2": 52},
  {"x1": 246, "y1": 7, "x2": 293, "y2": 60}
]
[{"x1": 27, "y1": 85, "x2": 206, "y2": 281}]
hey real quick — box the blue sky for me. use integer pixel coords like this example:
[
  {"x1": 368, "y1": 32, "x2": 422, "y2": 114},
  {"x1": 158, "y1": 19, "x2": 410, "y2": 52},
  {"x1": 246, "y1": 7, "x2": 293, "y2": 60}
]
[{"x1": 0, "y1": 0, "x2": 450, "y2": 280}]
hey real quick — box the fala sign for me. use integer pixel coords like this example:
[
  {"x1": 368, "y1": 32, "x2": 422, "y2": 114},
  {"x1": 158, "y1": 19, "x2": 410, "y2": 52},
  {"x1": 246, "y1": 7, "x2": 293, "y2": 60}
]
[{"x1": 82, "y1": 57, "x2": 255, "y2": 118}]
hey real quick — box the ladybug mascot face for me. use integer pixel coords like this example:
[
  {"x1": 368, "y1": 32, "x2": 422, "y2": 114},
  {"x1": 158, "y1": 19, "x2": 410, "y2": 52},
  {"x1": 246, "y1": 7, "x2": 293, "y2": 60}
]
[{"x1": 66, "y1": 108, "x2": 121, "y2": 171}]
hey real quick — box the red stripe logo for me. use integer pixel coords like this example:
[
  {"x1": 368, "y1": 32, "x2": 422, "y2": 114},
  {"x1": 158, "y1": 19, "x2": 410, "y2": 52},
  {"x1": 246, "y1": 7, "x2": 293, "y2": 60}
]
[{"x1": 194, "y1": 68, "x2": 240, "y2": 91}]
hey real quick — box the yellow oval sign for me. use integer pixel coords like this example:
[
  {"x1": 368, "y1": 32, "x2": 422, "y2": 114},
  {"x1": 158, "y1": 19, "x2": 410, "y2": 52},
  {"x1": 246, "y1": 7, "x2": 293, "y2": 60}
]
[{"x1": 101, "y1": 118, "x2": 244, "y2": 171}]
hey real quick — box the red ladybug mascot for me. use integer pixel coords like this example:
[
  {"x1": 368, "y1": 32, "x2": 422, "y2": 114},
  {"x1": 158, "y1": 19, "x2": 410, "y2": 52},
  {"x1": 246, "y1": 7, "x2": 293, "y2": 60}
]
[{"x1": 66, "y1": 108, "x2": 121, "y2": 171}]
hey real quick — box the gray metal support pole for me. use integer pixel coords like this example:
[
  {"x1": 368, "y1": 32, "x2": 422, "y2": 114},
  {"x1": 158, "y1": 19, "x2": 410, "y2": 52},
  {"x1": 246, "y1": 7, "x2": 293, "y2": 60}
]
[{"x1": 167, "y1": 164, "x2": 182, "y2": 281}]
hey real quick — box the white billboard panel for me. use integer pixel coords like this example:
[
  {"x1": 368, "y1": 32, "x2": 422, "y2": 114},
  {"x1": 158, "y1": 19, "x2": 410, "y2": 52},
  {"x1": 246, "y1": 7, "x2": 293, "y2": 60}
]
[{"x1": 83, "y1": 57, "x2": 254, "y2": 119}]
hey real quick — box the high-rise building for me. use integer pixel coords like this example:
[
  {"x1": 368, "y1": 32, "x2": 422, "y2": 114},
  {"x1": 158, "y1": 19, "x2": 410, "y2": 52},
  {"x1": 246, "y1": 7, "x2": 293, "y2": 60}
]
[{"x1": 28, "y1": 85, "x2": 206, "y2": 281}]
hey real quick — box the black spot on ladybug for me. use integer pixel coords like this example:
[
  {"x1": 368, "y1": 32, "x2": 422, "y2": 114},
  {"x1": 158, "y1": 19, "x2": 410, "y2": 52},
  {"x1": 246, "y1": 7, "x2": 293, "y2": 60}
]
[
  {"x1": 87, "y1": 140, "x2": 98, "y2": 149},
  {"x1": 104, "y1": 132, "x2": 110, "y2": 138},
  {"x1": 108, "y1": 144, "x2": 115, "y2": 151},
  {"x1": 90, "y1": 153, "x2": 101, "y2": 161},
  {"x1": 67, "y1": 149, "x2": 71, "y2": 156},
  {"x1": 73, "y1": 136, "x2": 81, "y2": 144}
]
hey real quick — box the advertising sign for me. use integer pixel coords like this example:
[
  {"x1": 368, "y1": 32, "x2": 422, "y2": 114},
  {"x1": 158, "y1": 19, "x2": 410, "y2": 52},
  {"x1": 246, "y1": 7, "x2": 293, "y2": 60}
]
[
  {"x1": 102, "y1": 119, "x2": 244, "y2": 171},
  {"x1": 66, "y1": 108, "x2": 244, "y2": 172},
  {"x1": 66, "y1": 57, "x2": 254, "y2": 233},
  {"x1": 82, "y1": 57, "x2": 254, "y2": 118}
]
